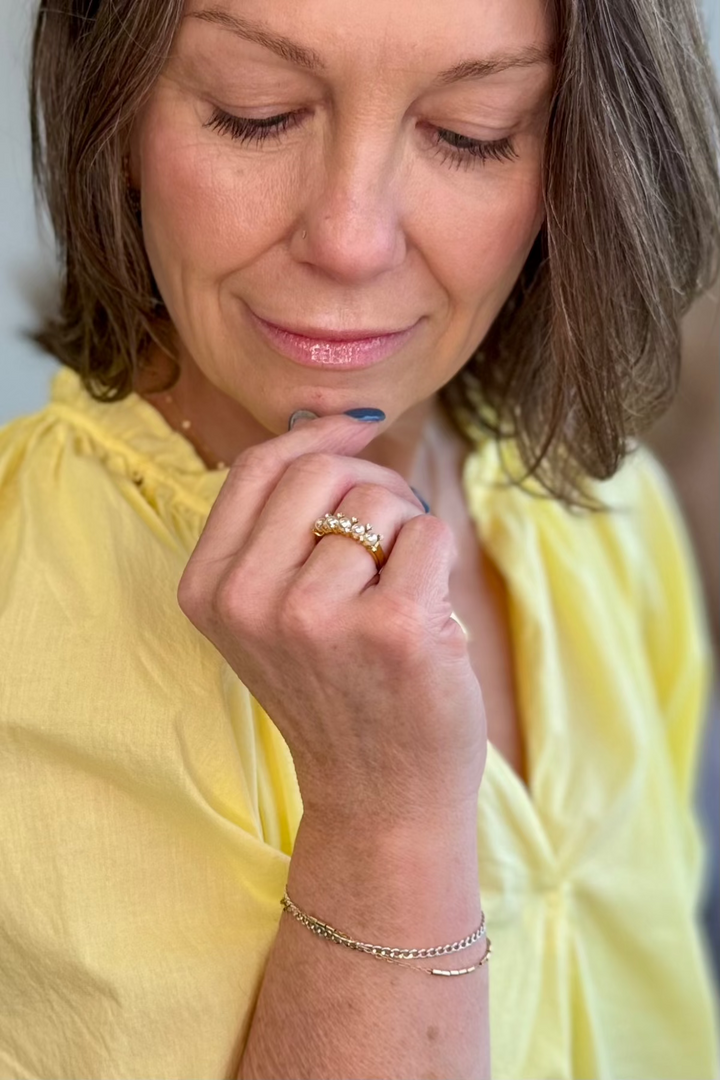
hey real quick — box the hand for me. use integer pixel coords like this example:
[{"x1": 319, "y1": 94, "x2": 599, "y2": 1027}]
[{"x1": 178, "y1": 414, "x2": 487, "y2": 828}]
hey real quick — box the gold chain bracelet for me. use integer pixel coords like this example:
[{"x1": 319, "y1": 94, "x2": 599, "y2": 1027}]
[
  {"x1": 281, "y1": 890, "x2": 491, "y2": 978},
  {"x1": 384, "y1": 938, "x2": 492, "y2": 977}
]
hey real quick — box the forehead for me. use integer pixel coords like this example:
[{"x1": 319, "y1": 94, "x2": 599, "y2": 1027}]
[{"x1": 180, "y1": 0, "x2": 555, "y2": 76}]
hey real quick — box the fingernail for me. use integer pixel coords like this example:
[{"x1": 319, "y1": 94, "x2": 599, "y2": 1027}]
[
  {"x1": 288, "y1": 409, "x2": 319, "y2": 430},
  {"x1": 343, "y1": 408, "x2": 386, "y2": 422},
  {"x1": 410, "y1": 486, "x2": 431, "y2": 514}
]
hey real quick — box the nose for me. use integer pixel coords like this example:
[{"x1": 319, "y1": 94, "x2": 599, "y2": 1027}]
[{"x1": 295, "y1": 137, "x2": 407, "y2": 284}]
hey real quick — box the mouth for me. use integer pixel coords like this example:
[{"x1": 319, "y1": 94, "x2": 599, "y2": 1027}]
[{"x1": 247, "y1": 308, "x2": 421, "y2": 370}]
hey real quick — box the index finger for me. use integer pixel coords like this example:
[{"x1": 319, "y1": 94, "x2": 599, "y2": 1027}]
[{"x1": 188, "y1": 412, "x2": 388, "y2": 573}]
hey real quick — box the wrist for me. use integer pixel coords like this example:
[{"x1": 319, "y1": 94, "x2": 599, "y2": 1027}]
[
  {"x1": 297, "y1": 801, "x2": 479, "y2": 854},
  {"x1": 287, "y1": 810, "x2": 482, "y2": 949}
]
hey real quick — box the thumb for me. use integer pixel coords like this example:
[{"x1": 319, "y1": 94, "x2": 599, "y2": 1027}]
[
  {"x1": 288, "y1": 409, "x2": 321, "y2": 430},
  {"x1": 288, "y1": 407, "x2": 386, "y2": 431},
  {"x1": 278, "y1": 406, "x2": 387, "y2": 461}
]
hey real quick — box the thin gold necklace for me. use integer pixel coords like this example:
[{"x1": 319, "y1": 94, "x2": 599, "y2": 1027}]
[{"x1": 160, "y1": 390, "x2": 227, "y2": 471}]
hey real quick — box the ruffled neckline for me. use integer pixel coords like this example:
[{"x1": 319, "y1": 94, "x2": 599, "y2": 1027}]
[
  {"x1": 45, "y1": 365, "x2": 558, "y2": 813},
  {"x1": 49, "y1": 367, "x2": 231, "y2": 511},
  {"x1": 47, "y1": 365, "x2": 537, "y2": 520}
]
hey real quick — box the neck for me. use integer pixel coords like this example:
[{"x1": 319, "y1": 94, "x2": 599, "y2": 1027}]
[{"x1": 136, "y1": 343, "x2": 468, "y2": 502}]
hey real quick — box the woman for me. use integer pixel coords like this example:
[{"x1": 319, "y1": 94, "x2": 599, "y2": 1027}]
[{"x1": 1, "y1": 0, "x2": 719, "y2": 1076}]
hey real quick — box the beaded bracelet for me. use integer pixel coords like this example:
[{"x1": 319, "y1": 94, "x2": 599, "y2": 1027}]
[{"x1": 281, "y1": 890, "x2": 491, "y2": 978}]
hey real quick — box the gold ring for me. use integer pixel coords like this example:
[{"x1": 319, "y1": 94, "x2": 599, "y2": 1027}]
[{"x1": 313, "y1": 512, "x2": 387, "y2": 571}]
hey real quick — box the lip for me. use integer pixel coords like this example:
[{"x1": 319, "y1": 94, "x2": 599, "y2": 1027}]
[{"x1": 248, "y1": 309, "x2": 420, "y2": 369}]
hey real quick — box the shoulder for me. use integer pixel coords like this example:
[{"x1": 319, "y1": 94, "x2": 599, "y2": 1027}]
[
  {"x1": 589, "y1": 446, "x2": 708, "y2": 647},
  {"x1": 0, "y1": 370, "x2": 130, "y2": 510},
  {"x1": 466, "y1": 437, "x2": 699, "y2": 605},
  {"x1": 555, "y1": 445, "x2": 710, "y2": 692},
  {"x1": 467, "y1": 438, "x2": 711, "y2": 758},
  {"x1": 0, "y1": 367, "x2": 214, "y2": 557},
  {"x1": 0, "y1": 375, "x2": 196, "y2": 642},
  {"x1": 0, "y1": 384, "x2": 142, "y2": 560},
  {"x1": 567, "y1": 446, "x2": 711, "y2": 804},
  {"x1": 0, "y1": 375, "x2": 222, "y2": 748}
]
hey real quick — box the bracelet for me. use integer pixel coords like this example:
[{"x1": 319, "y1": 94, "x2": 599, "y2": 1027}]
[
  {"x1": 280, "y1": 889, "x2": 491, "y2": 977},
  {"x1": 281, "y1": 890, "x2": 485, "y2": 958},
  {"x1": 386, "y1": 937, "x2": 492, "y2": 977}
]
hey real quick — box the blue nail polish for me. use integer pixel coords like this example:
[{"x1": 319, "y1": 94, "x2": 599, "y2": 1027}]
[
  {"x1": 410, "y1": 486, "x2": 431, "y2": 514},
  {"x1": 343, "y1": 408, "x2": 386, "y2": 422}
]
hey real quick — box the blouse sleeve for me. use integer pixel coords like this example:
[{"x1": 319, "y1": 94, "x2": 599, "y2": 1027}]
[
  {"x1": 631, "y1": 449, "x2": 714, "y2": 813},
  {"x1": 0, "y1": 410, "x2": 300, "y2": 1080}
]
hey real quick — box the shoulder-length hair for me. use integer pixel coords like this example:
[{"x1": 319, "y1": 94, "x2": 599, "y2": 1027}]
[{"x1": 29, "y1": 0, "x2": 720, "y2": 501}]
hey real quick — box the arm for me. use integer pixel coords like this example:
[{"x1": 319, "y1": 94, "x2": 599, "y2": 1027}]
[
  {"x1": 177, "y1": 411, "x2": 491, "y2": 1080},
  {"x1": 238, "y1": 814, "x2": 488, "y2": 1080}
]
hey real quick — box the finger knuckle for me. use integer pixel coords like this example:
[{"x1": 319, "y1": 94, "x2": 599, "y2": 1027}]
[
  {"x1": 290, "y1": 451, "x2": 338, "y2": 478},
  {"x1": 366, "y1": 598, "x2": 429, "y2": 657},
  {"x1": 413, "y1": 513, "x2": 458, "y2": 556},
  {"x1": 372, "y1": 463, "x2": 408, "y2": 489},
  {"x1": 234, "y1": 443, "x2": 271, "y2": 480},
  {"x1": 212, "y1": 567, "x2": 254, "y2": 629},
  {"x1": 352, "y1": 464, "x2": 410, "y2": 496},
  {"x1": 279, "y1": 585, "x2": 324, "y2": 639},
  {"x1": 176, "y1": 568, "x2": 204, "y2": 623},
  {"x1": 347, "y1": 481, "x2": 393, "y2": 506}
]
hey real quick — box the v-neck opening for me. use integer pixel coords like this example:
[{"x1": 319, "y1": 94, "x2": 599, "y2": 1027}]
[
  {"x1": 458, "y1": 441, "x2": 558, "y2": 865},
  {"x1": 450, "y1": 601, "x2": 532, "y2": 796}
]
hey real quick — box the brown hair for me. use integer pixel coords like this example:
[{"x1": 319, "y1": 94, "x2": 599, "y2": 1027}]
[{"x1": 29, "y1": 0, "x2": 720, "y2": 501}]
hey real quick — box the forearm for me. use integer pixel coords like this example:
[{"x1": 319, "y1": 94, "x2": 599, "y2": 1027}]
[{"x1": 237, "y1": 812, "x2": 489, "y2": 1080}]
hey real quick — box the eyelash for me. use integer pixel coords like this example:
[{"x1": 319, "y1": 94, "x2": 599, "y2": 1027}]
[{"x1": 205, "y1": 108, "x2": 517, "y2": 168}]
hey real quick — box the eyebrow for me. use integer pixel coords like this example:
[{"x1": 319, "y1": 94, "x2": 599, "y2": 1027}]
[
  {"x1": 188, "y1": 9, "x2": 325, "y2": 71},
  {"x1": 188, "y1": 8, "x2": 552, "y2": 83},
  {"x1": 436, "y1": 45, "x2": 553, "y2": 85}
]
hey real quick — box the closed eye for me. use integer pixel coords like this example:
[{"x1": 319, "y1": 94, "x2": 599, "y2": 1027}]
[
  {"x1": 204, "y1": 108, "x2": 518, "y2": 168},
  {"x1": 428, "y1": 126, "x2": 517, "y2": 168},
  {"x1": 205, "y1": 109, "x2": 304, "y2": 144}
]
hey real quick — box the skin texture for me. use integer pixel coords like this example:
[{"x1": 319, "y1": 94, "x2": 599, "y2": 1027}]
[
  {"x1": 131, "y1": 0, "x2": 553, "y2": 479},
  {"x1": 129, "y1": 0, "x2": 555, "y2": 1074}
]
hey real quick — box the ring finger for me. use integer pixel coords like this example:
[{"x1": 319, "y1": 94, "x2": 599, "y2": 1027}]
[
  {"x1": 241, "y1": 456, "x2": 425, "y2": 598},
  {"x1": 303, "y1": 481, "x2": 423, "y2": 593}
]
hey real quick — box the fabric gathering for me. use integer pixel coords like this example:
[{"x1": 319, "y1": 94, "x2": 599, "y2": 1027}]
[
  {"x1": 2, "y1": 0, "x2": 720, "y2": 1075},
  {"x1": 0, "y1": 369, "x2": 717, "y2": 1079}
]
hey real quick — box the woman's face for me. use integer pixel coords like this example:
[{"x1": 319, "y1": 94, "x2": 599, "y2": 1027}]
[{"x1": 131, "y1": 0, "x2": 554, "y2": 434}]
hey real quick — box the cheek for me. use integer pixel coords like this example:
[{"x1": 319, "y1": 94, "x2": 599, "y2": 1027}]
[
  {"x1": 137, "y1": 100, "x2": 298, "y2": 288},
  {"x1": 421, "y1": 167, "x2": 544, "y2": 308}
]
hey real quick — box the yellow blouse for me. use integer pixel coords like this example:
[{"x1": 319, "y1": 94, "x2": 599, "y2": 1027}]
[{"x1": 0, "y1": 367, "x2": 717, "y2": 1080}]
